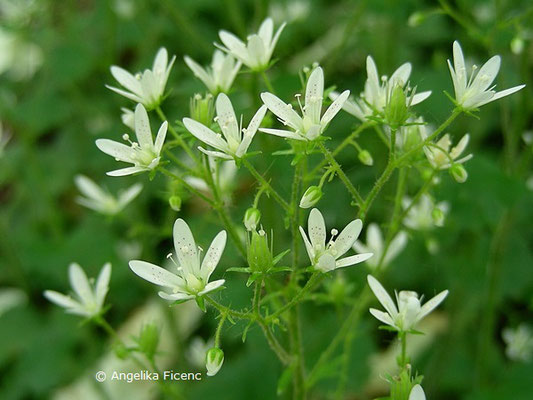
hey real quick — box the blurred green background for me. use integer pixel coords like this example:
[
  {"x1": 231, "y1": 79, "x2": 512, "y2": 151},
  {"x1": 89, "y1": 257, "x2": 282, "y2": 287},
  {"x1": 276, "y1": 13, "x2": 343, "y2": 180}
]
[{"x1": 1, "y1": 0, "x2": 532, "y2": 399}]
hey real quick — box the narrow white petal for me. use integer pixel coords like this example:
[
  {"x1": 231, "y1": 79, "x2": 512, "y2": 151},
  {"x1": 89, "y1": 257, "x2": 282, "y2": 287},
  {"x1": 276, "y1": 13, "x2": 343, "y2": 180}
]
[
  {"x1": 260, "y1": 92, "x2": 303, "y2": 131},
  {"x1": 198, "y1": 279, "x2": 225, "y2": 296},
  {"x1": 308, "y1": 208, "x2": 326, "y2": 250},
  {"x1": 184, "y1": 56, "x2": 215, "y2": 92},
  {"x1": 107, "y1": 166, "x2": 146, "y2": 176},
  {"x1": 218, "y1": 31, "x2": 249, "y2": 63},
  {"x1": 95, "y1": 263, "x2": 111, "y2": 307},
  {"x1": 201, "y1": 231, "x2": 227, "y2": 280},
  {"x1": 366, "y1": 56, "x2": 381, "y2": 98},
  {"x1": 452, "y1": 41, "x2": 467, "y2": 93},
  {"x1": 411, "y1": 91, "x2": 432, "y2": 105},
  {"x1": 96, "y1": 139, "x2": 135, "y2": 163},
  {"x1": 259, "y1": 128, "x2": 305, "y2": 140},
  {"x1": 384, "y1": 231, "x2": 408, "y2": 266},
  {"x1": 418, "y1": 290, "x2": 449, "y2": 321},
  {"x1": 129, "y1": 260, "x2": 185, "y2": 288},
  {"x1": 390, "y1": 62, "x2": 412, "y2": 86},
  {"x1": 215, "y1": 93, "x2": 240, "y2": 143},
  {"x1": 105, "y1": 85, "x2": 144, "y2": 103},
  {"x1": 237, "y1": 105, "x2": 267, "y2": 156},
  {"x1": 450, "y1": 134, "x2": 470, "y2": 159},
  {"x1": 367, "y1": 223, "x2": 383, "y2": 256},
  {"x1": 118, "y1": 183, "x2": 143, "y2": 208},
  {"x1": 268, "y1": 22, "x2": 286, "y2": 58},
  {"x1": 369, "y1": 308, "x2": 395, "y2": 327},
  {"x1": 299, "y1": 226, "x2": 315, "y2": 262},
  {"x1": 247, "y1": 34, "x2": 266, "y2": 68},
  {"x1": 409, "y1": 385, "x2": 426, "y2": 400},
  {"x1": 321, "y1": 90, "x2": 350, "y2": 127},
  {"x1": 154, "y1": 121, "x2": 168, "y2": 154},
  {"x1": 110, "y1": 66, "x2": 142, "y2": 95},
  {"x1": 158, "y1": 291, "x2": 194, "y2": 301},
  {"x1": 75, "y1": 175, "x2": 108, "y2": 203},
  {"x1": 471, "y1": 55, "x2": 500, "y2": 93},
  {"x1": 173, "y1": 219, "x2": 200, "y2": 275},
  {"x1": 134, "y1": 103, "x2": 153, "y2": 148},
  {"x1": 489, "y1": 84, "x2": 526, "y2": 102},
  {"x1": 198, "y1": 147, "x2": 233, "y2": 160},
  {"x1": 367, "y1": 275, "x2": 398, "y2": 317},
  {"x1": 335, "y1": 253, "x2": 373, "y2": 268},
  {"x1": 305, "y1": 67, "x2": 324, "y2": 123},
  {"x1": 152, "y1": 48, "x2": 168, "y2": 74},
  {"x1": 44, "y1": 290, "x2": 81, "y2": 310},
  {"x1": 68, "y1": 263, "x2": 94, "y2": 306},
  {"x1": 182, "y1": 118, "x2": 228, "y2": 151},
  {"x1": 258, "y1": 17, "x2": 274, "y2": 46},
  {"x1": 332, "y1": 219, "x2": 363, "y2": 257}
]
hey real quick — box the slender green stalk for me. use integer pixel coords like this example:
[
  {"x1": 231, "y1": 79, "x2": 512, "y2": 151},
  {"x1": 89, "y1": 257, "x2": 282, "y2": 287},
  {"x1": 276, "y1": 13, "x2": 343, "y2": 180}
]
[
  {"x1": 268, "y1": 273, "x2": 323, "y2": 320},
  {"x1": 316, "y1": 141, "x2": 364, "y2": 207},
  {"x1": 205, "y1": 296, "x2": 254, "y2": 320},
  {"x1": 214, "y1": 313, "x2": 227, "y2": 348},
  {"x1": 155, "y1": 107, "x2": 200, "y2": 164},
  {"x1": 242, "y1": 158, "x2": 291, "y2": 211},
  {"x1": 260, "y1": 70, "x2": 275, "y2": 93},
  {"x1": 158, "y1": 167, "x2": 214, "y2": 204}
]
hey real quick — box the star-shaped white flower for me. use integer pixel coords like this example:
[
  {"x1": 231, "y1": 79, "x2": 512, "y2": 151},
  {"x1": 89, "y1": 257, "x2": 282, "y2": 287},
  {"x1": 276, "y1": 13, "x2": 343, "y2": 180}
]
[
  {"x1": 218, "y1": 17, "x2": 285, "y2": 71},
  {"x1": 75, "y1": 175, "x2": 142, "y2": 215},
  {"x1": 129, "y1": 219, "x2": 227, "y2": 303},
  {"x1": 96, "y1": 103, "x2": 167, "y2": 176},
  {"x1": 420, "y1": 127, "x2": 473, "y2": 170},
  {"x1": 107, "y1": 47, "x2": 175, "y2": 109},
  {"x1": 184, "y1": 50, "x2": 242, "y2": 94},
  {"x1": 299, "y1": 208, "x2": 373, "y2": 272},
  {"x1": 502, "y1": 324, "x2": 533, "y2": 362},
  {"x1": 330, "y1": 56, "x2": 431, "y2": 121},
  {"x1": 448, "y1": 40, "x2": 525, "y2": 109},
  {"x1": 353, "y1": 223, "x2": 407, "y2": 269},
  {"x1": 367, "y1": 275, "x2": 448, "y2": 332},
  {"x1": 409, "y1": 385, "x2": 426, "y2": 400},
  {"x1": 260, "y1": 67, "x2": 350, "y2": 141},
  {"x1": 403, "y1": 194, "x2": 449, "y2": 230},
  {"x1": 183, "y1": 93, "x2": 267, "y2": 160},
  {"x1": 44, "y1": 263, "x2": 111, "y2": 318}
]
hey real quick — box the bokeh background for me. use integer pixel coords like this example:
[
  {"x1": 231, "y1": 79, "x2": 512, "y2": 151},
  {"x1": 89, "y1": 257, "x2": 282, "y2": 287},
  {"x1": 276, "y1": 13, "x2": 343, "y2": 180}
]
[{"x1": 1, "y1": 0, "x2": 532, "y2": 399}]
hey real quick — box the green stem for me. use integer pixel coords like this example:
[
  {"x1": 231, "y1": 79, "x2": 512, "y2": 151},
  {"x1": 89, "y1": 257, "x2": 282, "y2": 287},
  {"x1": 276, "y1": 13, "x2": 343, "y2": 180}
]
[
  {"x1": 269, "y1": 273, "x2": 323, "y2": 321},
  {"x1": 155, "y1": 107, "x2": 200, "y2": 164},
  {"x1": 158, "y1": 167, "x2": 213, "y2": 204},
  {"x1": 358, "y1": 162, "x2": 396, "y2": 220},
  {"x1": 214, "y1": 313, "x2": 227, "y2": 348},
  {"x1": 205, "y1": 297, "x2": 253, "y2": 320},
  {"x1": 242, "y1": 158, "x2": 291, "y2": 211},
  {"x1": 260, "y1": 70, "x2": 275, "y2": 93},
  {"x1": 316, "y1": 141, "x2": 364, "y2": 207}
]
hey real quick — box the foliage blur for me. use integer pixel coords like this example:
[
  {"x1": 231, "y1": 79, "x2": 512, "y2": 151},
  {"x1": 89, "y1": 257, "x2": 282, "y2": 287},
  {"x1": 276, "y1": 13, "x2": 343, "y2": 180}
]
[{"x1": 1, "y1": 0, "x2": 532, "y2": 399}]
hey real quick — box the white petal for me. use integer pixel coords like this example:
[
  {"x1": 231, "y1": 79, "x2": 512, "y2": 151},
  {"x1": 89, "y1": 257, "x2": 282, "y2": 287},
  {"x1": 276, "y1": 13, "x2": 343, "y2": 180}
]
[
  {"x1": 105, "y1": 85, "x2": 143, "y2": 103},
  {"x1": 332, "y1": 219, "x2": 363, "y2": 257},
  {"x1": 215, "y1": 93, "x2": 240, "y2": 143},
  {"x1": 110, "y1": 66, "x2": 142, "y2": 95},
  {"x1": 367, "y1": 275, "x2": 398, "y2": 317},
  {"x1": 198, "y1": 147, "x2": 233, "y2": 160},
  {"x1": 335, "y1": 253, "x2": 373, "y2": 268},
  {"x1": 384, "y1": 231, "x2": 407, "y2": 266},
  {"x1": 321, "y1": 90, "x2": 349, "y2": 126},
  {"x1": 299, "y1": 226, "x2": 315, "y2": 262},
  {"x1": 450, "y1": 134, "x2": 469, "y2": 159},
  {"x1": 182, "y1": 118, "x2": 228, "y2": 151},
  {"x1": 219, "y1": 30, "x2": 249, "y2": 63},
  {"x1": 258, "y1": 17, "x2": 273, "y2": 47},
  {"x1": 201, "y1": 231, "x2": 227, "y2": 280},
  {"x1": 409, "y1": 385, "x2": 426, "y2": 400},
  {"x1": 418, "y1": 290, "x2": 449, "y2": 321},
  {"x1": 366, "y1": 223, "x2": 383, "y2": 255},
  {"x1": 390, "y1": 62, "x2": 412, "y2": 86},
  {"x1": 158, "y1": 291, "x2": 194, "y2": 302},
  {"x1": 247, "y1": 34, "x2": 266, "y2": 68},
  {"x1": 260, "y1": 92, "x2": 303, "y2": 131},
  {"x1": 198, "y1": 279, "x2": 225, "y2": 296},
  {"x1": 316, "y1": 253, "x2": 337, "y2": 272},
  {"x1": 369, "y1": 308, "x2": 395, "y2": 327},
  {"x1": 452, "y1": 41, "x2": 467, "y2": 94},
  {"x1": 95, "y1": 263, "x2": 111, "y2": 308},
  {"x1": 471, "y1": 55, "x2": 500, "y2": 93},
  {"x1": 259, "y1": 128, "x2": 305, "y2": 140},
  {"x1": 366, "y1": 56, "x2": 381, "y2": 98},
  {"x1": 411, "y1": 91, "x2": 432, "y2": 105},
  {"x1": 129, "y1": 260, "x2": 185, "y2": 288},
  {"x1": 184, "y1": 56, "x2": 215, "y2": 92},
  {"x1": 107, "y1": 166, "x2": 146, "y2": 176},
  {"x1": 268, "y1": 22, "x2": 286, "y2": 58},
  {"x1": 75, "y1": 175, "x2": 108, "y2": 203},
  {"x1": 237, "y1": 105, "x2": 267, "y2": 156},
  {"x1": 68, "y1": 263, "x2": 94, "y2": 306},
  {"x1": 489, "y1": 84, "x2": 526, "y2": 103},
  {"x1": 305, "y1": 67, "x2": 324, "y2": 123},
  {"x1": 154, "y1": 121, "x2": 168, "y2": 154},
  {"x1": 44, "y1": 290, "x2": 81, "y2": 310},
  {"x1": 134, "y1": 103, "x2": 153, "y2": 148},
  {"x1": 173, "y1": 219, "x2": 200, "y2": 275},
  {"x1": 308, "y1": 208, "x2": 326, "y2": 250},
  {"x1": 96, "y1": 139, "x2": 135, "y2": 163},
  {"x1": 330, "y1": 92, "x2": 365, "y2": 120}
]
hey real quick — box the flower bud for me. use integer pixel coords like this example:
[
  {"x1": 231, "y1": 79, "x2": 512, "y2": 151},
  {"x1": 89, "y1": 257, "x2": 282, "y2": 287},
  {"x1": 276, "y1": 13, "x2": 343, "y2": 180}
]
[
  {"x1": 450, "y1": 163, "x2": 468, "y2": 183},
  {"x1": 431, "y1": 207, "x2": 445, "y2": 227},
  {"x1": 189, "y1": 93, "x2": 215, "y2": 126},
  {"x1": 358, "y1": 150, "x2": 374, "y2": 166},
  {"x1": 136, "y1": 323, "x2": 160, "y2": 360},
  {"x1": 243, "y1": 207, "x2": 261, "y2": 231},
  {"x1": 206, "y1": 347, "x2": 224, "y2": 376},
  {"x1": 510, "y1": 37, "x2": 525, "y2": 55},
  {"x1": 384, "y1": 84, "x2": 409, "y2": 130},
  {"x1": 299, "y1": 186, "x2": 322, "y2": 209},
  {"x1": 408, "y1": 11, "x2": 426, "y2": 27},
  {"x1": 247, "y1": 230, "x2": 273, "y2": 273},
  {"x1": 169, "y1": 195, "x2": 182, "y2": 211}
]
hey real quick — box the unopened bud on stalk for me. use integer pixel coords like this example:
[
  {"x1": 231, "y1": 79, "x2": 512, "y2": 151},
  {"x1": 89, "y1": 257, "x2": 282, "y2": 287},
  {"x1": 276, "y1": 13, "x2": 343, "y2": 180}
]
[
  {"x1": 137, "y1": 323, "x2": 160, "y2": 360},
  {"x1": 450, "y1": 163, "x2": 468, "y2": 183},
  {"x1": 206, "y1": 347, "x2": 224, "y2": 376},
  {"x1": 189, "y1": 93, "x2": 214, "y2": 126},
  {"x1": 169, "y1": 195, "x2": 182, "y2": 211},
  {"x1": 243, "y1": 207, "x2": 261, "y2": 231},
  {"x1": 510, "y1": 37, "x2": 525, "y2": 55},
  {"x1": 408, "y1": 11, "x2": 426, "y2": 27},
  {"x1": 247, "y1": 229, "x2": 273, "y2": 273},
  {"x1": 384, "y1": 85, "x2": 409, "y2": 130},
  {"x1": 299, "y1": 186, "x2": 322, "y2": 209},
  {"x1": 358, "y1": 149, "x2": 374, "y2": 166}
]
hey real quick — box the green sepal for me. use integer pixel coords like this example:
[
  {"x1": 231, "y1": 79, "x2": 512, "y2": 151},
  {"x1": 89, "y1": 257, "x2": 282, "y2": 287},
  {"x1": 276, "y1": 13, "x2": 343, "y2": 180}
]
[{"x1": 195, "y1": 296, "x2": 206, "y2": 312}]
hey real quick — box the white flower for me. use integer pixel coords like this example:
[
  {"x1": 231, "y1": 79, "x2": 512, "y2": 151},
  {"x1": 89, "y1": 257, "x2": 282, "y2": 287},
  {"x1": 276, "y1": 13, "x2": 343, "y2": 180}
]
[
  {"x1": 330, "y1": 56, "x2": 431, "y2": 121},
  {"x1": 420, "y1": 124, "x2": 473, "y2": 170},
  {"x1": 353, "y1": 223, "x2": 407, "y2": 269},
  {"x1": 44, "y1": 263, "x2": 111, "y2": 318},
  {"x1": 184, "y1": 50, "x2": 242, "y2": 94},
  {"x1": 448, "y1": 40, "x2": 525, "y2": 109},
  {"x1": 183, "y1": 93, "x2": 267, "y2": 160},
  {"x1": 367, "y1": 275, "x2": 448, "y2": 332},
  {"x1": 75, "y1": 175, "x2": 142, "y2": 215},
  {"x1": 403, "y1": 194, "x2": 449, "y2": 230},
  {"x1": 218, "y1": 17, "x2": 285, "y2": 71},
  {"x1": 409, "y1": 384, "x2": 426, "y2": 400},
  {"x1": 129, "y1": 219, "x2": 227, "y2": 303},
  {"x1": 96, "y1": 103, "x2": 167, "y2": 176},
  {"x1": 299, "y1": 208, "x2": 373, "y2": 272},
  {"x1": 502, "y1": 324, "x2": 533, "y2": 362},
  {"x1": 260, "y1": 67, "x2": 350, "y2": 141},
  {"x1": 107, "y1": 47, "x2": 175, "y2": 109}
]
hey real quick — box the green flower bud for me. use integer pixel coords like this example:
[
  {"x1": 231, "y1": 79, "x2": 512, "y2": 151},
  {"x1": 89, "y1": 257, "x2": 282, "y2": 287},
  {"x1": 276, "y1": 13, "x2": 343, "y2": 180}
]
[
  {"x1": 206, "y1": 347, "x2": 224, "y2": 377},
  {"x1": 136, "y1": 323, "x2": 160, "y2": 360},
  {"x1": 450, "y1": 163, "x2": 468, "y2": 183},
  {"x1": 431, "y1": 207, "x2": 445, "y2": 227},
  {"x1": 169, "y1": 195, "x2": 182, "y2": 211},
  {"x1": 510, "y1": 37, "x2": 525, "y2": 55},
  {"x1": 299, "y1": 186, "x2": 322, "y2": 209},
  {"x1": 189, "y1": 93, "x2": 214, "y2": 126},
  {"x1": 408, "y1": 11, "x2": 426, "y2": 27},
  {"x1": 247, "y1": 230, "x2": 273, "y2": 273},
  {"x1": 384, "y1": 84, "x2": 410, "y2": 130},
  {"x1": 243, "y1": 207, "x2": 261, "y2": 231},
  {"x1": 358, "y1": 149, "x2": 374, "y2": 166}
]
